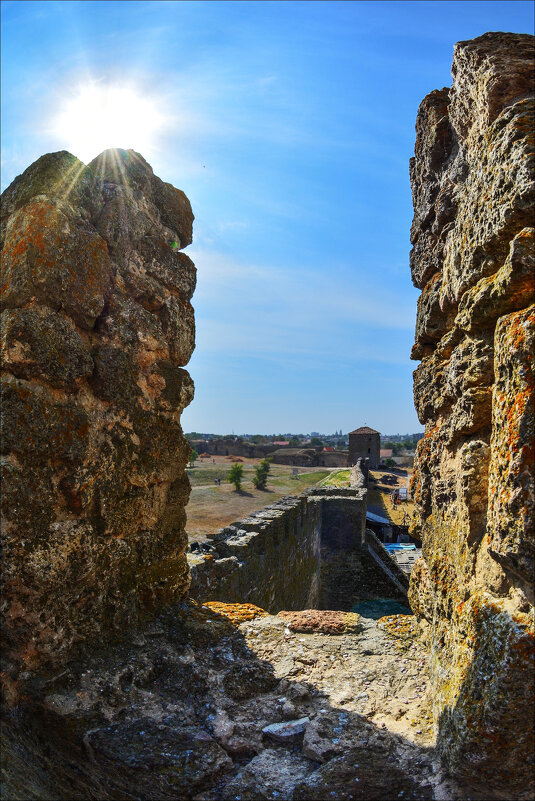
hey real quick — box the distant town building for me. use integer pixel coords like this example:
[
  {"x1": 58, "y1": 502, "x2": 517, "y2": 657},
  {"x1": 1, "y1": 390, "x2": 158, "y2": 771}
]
[{"x1": 348, "y1": 426, "x2": 380, "y2": 469}]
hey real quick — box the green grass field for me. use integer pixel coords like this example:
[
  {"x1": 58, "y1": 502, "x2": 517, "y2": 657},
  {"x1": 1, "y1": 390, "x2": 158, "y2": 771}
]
[{"x1": 322, "y1": 469, "x2": 351, "y2": 487}]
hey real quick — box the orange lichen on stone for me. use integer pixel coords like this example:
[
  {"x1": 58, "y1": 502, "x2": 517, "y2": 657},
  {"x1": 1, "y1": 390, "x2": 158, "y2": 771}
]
[
  {"x1": 409, "y1": 33, "x2": 534, "y2": 796},
  {"x1": 1, "y1": 149, "x2": 196, "y2": 679},
  {"x1": 201, "y1": 602, "x2": 269, "y2": 626},
  {"x1": 277, "y1": 609, "x2": 360, "y2": 635}
]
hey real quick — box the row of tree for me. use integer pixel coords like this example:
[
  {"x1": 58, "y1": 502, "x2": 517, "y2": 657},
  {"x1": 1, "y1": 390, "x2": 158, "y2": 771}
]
[
  {"x1": 187, "y1": 452, "x2": 272, "y2": 492},
  {"x1": 227, "y1": 459, "x2": 272, "y2": 491},
  {"x1": 381, "y1": 439, "x2": 419, "y2": 455}
]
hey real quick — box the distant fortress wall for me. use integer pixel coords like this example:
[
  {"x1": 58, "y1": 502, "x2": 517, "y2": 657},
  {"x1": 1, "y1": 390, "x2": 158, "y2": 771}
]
[{"x1": 188, "y1": 463, "x2": 407, "y2": 611}]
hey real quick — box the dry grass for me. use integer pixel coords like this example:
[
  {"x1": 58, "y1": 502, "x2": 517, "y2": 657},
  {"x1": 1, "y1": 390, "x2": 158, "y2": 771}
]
[
  {"x1": 369, "y1": 469, "x2": 416, "y2": 527},
  {"x1": 322, "y1": 469, "x2": 351, "y2": 487},
  {"x1": 186, "y1": 457, "x2": 330, "y2": 541}
]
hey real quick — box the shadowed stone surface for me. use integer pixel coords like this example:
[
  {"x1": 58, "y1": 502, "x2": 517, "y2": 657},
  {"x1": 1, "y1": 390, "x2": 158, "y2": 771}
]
[
  {"x1": 1, "y1": 32, "x2": 534, "y2": 801},
  {"x1": 408, "y1": 32, "x2": 535, "y2": 797}
]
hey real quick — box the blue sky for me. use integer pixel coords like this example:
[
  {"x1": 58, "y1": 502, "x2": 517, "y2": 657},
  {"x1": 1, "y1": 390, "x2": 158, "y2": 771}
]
[{"x1": 2, "y1": 1, "x2": 533, "y2": 435}]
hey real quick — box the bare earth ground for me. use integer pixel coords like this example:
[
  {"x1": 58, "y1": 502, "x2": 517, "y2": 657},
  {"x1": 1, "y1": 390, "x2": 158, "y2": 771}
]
[
  {"x1": 368, "y1": 468, "x2": 416, "y2": 529},
  {"x1": 185, "y1": 456, "x2": 331, "y2": 541},
  {"x1": 186, "y1": 460, "x2": 417, "y2": 541}
]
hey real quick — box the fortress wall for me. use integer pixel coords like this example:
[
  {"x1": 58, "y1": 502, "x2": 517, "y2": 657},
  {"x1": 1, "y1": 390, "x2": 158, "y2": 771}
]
[
  {"x1": 408, "y1": 32, "x2": 535, "y2": 794},
  {"x1": 188, "y1": 493, "x2": 324, "y2": 611},
  {"x1": 188, "y1": 479, "x2": 405, "y2": 613},
  {"x1": 1, "y1": 149, "x2": 196, "y2": 681}
]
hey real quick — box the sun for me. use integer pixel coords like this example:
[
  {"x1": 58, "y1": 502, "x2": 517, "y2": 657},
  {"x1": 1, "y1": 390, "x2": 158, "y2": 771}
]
[{"x1": 53, "y1": 82, "x2": 167, "y2": 164}]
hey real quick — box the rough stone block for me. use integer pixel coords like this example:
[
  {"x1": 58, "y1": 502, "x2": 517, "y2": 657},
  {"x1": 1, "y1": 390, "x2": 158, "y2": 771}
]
[
  {"x1": 487, "y1": 305, "x2": 535, "y2": 582},
  {"x1": 1, "y1": 307, "x2": 93, "y2": 390},
  {"x1": 0, "y1": 150, "x2": 195, "y2": 678},
  {"x1": 1, "y1": 197, "x2": 111, "y2": 329},
  {"x1": 409, "y1": 32, "x2": 535, "y2": 797}
]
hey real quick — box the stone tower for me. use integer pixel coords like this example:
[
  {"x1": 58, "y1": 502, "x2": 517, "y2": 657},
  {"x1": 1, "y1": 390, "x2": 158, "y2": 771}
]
[{"x1": 348, "y1": 426, "x2": 380, "y2": 468}]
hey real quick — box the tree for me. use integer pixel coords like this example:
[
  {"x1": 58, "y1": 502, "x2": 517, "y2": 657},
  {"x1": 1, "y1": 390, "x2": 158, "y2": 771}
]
[
  {"x1": 310, "y1": 437, "x2": 324, "y2": 448},
  {"x1": 253, "y1": 459, "x2": 271, "y2": 490},
  {"x1": 188, "y1": 449, "x2": 198, "y2": 468},
  {"x1": 385, "y1": 457, "x2": 396, "y2": 469},
  {"x1": 227, "y1": 463, "x2": 244, "y2": 491},
  {"x1": 288, "y1": 437, "x2": 300, "y2": 447}
]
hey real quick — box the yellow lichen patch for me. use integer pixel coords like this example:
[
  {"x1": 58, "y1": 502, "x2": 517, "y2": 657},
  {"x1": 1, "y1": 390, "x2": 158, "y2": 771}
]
[
  {"x1": 201, "y1": 601, "x2": 269, "y2": 626},
  {"x1": 342, "y1": 612, "x2": 361, "y2": 632},
  {"x1": 378, "y1": 614, "x2": 418, "y2": 640}
]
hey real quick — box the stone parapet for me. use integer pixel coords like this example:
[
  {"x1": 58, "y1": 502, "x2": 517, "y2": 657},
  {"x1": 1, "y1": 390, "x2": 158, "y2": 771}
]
[
  {"x1": 187, "y1": 481, "x2": 404, "y2": 612},
  {"x1": 188, "y1": 493, "x2": 323, "y2": 611},
  {"x1": 1, "y1": 149, "x2": 195, "y2": 680},
  {"x1": 408, "y1": 32, "x2": 534, "y2": 795}
]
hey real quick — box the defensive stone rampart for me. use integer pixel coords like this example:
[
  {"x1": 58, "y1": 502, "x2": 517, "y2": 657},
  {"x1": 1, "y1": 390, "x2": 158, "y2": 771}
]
[
  {"x1": 188, "y1": 476, "x2": 406, "y2": 612},
  {"x1": 1, "y1": 149, "x2": 196, "y2": 681},
  {"x1": 188, "y1": 493, "x2": 324, "y2": 611},
  {"x1": 408, "y1": 32, "x2": 534, "y2": 795}
]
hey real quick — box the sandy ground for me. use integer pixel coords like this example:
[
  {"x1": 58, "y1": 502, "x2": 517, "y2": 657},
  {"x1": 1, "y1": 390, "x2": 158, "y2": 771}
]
[{"x1": 186, "y1": 460, "x2": 416, "y2": 540}]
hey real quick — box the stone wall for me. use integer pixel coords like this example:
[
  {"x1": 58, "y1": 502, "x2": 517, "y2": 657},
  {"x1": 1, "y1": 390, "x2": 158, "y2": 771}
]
[
  {"x1": 1, "y1": 149, "x2": 196, "y2": 680},
  {"x1": 316, "y1": 450, "x2": 348, "y2": 467},
  {"x1": 266, "y1": 447, "x2": 320, "y2": 466},
  {"x1": 188, "y1": 493, "x2": 323, "y2": 611},
  {"x1": 193, "y1": 438, "x2": 277, "y2": 459},
  {"x1": 188, "y1": 482, "x2": 406, "y2": 612},
  {"x1": 408, "y1": 33, "x2": 534, "y2": 795}
]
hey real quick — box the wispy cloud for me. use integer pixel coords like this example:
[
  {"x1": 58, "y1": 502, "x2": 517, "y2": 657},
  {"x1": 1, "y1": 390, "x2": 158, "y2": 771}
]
[{"x1": 188, "y1": 247, "x2": 416, "y2": 366}]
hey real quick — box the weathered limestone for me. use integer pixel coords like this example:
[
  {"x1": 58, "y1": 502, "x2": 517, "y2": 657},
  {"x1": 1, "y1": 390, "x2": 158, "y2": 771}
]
[
  {"x1": 408, "y1": 33, "x2": 535, "y2": 795},
  {"x1": 1, "y1": 149, "x2": 195, "y2": 681}
]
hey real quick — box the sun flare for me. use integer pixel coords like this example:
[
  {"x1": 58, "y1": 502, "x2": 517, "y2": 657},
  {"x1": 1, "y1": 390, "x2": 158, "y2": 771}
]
[{"x1": 53, "y1": 82, "x2": 167, "y2": 164}]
